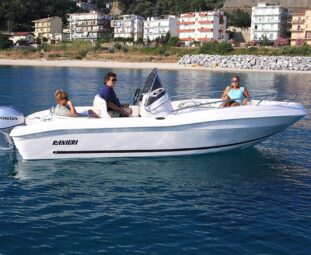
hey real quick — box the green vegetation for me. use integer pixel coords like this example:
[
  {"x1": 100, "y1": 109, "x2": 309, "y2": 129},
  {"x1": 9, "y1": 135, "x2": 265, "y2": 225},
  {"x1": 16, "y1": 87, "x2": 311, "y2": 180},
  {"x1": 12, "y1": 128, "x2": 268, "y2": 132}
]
[
  {"x1": 117, "y1": 0, "x2": 225, "y2": 17},
  {"x1": 0, "y1": 0, "x2": 79, "y2": 31},
  {"x1": 199, "y1": 41, "x2": 234, "y2": 54},
  {"x1": 227, "y1": 9, "x2": 251, "y2": 28},
  {"x1": 1, "y1": 41, "x2": 311, "y2": 61},
  {"x1": 232, "y1": 45, "x2": 311, "y2": 56},
  {"x1": 258, "y1": 35, "x2": 273, "y2": 47},
  {"x1": 0, "y1": 34, "x2": 11, "y2": 49}
]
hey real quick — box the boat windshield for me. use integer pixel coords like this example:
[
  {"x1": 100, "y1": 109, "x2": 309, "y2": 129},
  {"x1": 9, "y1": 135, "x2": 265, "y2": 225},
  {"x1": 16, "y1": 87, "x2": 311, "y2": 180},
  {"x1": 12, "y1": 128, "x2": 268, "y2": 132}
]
[{"x1": 141, "y1": 68, "x2": 166, "y2": 106}]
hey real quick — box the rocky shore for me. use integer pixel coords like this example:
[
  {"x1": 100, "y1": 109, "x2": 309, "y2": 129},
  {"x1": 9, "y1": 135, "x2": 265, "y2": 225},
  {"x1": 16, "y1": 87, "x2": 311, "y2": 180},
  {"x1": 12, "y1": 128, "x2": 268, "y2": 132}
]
[{"x1": 178, "y1": 54, "x2": 311, "y2": 71}]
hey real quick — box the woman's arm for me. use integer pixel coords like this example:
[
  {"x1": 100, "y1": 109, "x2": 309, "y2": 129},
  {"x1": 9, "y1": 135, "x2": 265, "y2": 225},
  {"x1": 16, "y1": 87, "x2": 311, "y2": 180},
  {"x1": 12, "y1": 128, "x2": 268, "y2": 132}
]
[
  {"x1": 221, "y1": 86, "x2": 230, "y2": 100},
  {"x1": 66, "y1": 100, "x2": 77, "y2": 116},
  {"x1": 242, "y1": 88, "x2": 251, "y2": 105},
  {"x1": 243, "y1": 88, "x2": 250, "y2": 99}
]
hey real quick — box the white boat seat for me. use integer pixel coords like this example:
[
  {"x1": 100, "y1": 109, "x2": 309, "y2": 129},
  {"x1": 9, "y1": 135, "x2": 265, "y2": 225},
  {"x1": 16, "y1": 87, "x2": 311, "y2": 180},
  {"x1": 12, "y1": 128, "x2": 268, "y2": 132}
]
[{"x1": 93, "y1": 95, "x2": 111, "y2": 118}]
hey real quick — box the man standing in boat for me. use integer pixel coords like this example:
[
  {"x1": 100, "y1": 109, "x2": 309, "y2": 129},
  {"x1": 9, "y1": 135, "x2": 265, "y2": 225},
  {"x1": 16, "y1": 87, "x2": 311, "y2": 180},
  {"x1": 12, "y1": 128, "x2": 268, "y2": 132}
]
[{"x1": 100, "y1": 72, "x2": 132, "y2": 117}]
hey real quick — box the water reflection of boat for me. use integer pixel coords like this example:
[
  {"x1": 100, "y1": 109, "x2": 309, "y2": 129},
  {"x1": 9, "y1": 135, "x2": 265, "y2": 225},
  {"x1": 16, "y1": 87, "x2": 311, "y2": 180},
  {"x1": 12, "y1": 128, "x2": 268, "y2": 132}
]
[{"x1": 0, "y1": 69, "x2": 307, "y2": 160}]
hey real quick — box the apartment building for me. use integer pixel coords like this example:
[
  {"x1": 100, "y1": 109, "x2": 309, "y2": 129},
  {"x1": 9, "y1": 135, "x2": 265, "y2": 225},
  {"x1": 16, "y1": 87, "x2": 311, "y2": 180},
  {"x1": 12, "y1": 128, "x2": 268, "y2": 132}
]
[
  {"x1": 111, "y1": 15, "x2": 144, "y2": 41},
  {"x1": 68, "y1": 12, "x2": 113, "y2": 41},
  {"x1": 291, "y1": 9, "x2": 311, "y2": 46},
  {"x1": 32, "y1": 17, "x2": 62, "y2": 41},
  {"x1": 250, "y1": 2, "x2": 289, "y2": 42},
  {"x1": 177, "y1": 10, "x2": 227, "y2": 45},
  {"x1": 143, "y1": 15, "x2": 178, "y2": 41}
]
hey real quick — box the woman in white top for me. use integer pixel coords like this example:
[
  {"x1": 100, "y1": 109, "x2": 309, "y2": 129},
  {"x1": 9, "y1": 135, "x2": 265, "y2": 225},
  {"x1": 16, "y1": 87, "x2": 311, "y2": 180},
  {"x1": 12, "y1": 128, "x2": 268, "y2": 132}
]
[
  {"x1": 54, "y1": 89, "x2": 98, "y2": 117},
  {"x1": 221, "y1": 75, "x2": 250, "y2": 107}
]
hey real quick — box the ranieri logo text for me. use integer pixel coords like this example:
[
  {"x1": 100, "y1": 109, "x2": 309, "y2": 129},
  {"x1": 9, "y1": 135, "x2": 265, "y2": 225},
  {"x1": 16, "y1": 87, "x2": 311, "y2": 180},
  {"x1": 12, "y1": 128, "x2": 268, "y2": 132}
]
[{"x1": 52, "y1": 140, "x2": 78, "y2": 146}]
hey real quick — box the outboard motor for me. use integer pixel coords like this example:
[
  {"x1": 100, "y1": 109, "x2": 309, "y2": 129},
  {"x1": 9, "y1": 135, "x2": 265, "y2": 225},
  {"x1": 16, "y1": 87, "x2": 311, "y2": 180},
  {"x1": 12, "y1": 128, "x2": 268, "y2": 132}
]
[
  {"x1": 0, "y1": 106, "x2": 24, "y2": 150},
  {"x1": 141, "y1": 89, "x2": 173, "y2": 117},
  {"x1": 138, "y1": 68, "x2": 173, "y2": 117}
]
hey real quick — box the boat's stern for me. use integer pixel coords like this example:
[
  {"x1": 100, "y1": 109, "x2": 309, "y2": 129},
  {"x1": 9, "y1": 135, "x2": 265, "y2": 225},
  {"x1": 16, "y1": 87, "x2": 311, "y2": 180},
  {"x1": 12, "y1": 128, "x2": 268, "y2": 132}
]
[{"x1": 0, "y1": 106, "x2": 25, "y2": 150}]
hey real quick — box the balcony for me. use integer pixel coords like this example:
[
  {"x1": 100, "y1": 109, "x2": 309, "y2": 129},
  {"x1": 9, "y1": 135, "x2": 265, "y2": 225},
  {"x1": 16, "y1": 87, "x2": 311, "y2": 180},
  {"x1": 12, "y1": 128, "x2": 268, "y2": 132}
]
[
  {"x1": 199, "y1": 12, "x2": 212, "y2": 17},
  {"x1": 177, "y1": 29, "x2": 195, "y2": 33},
  {"x1": 253, "y1": 12, "x2": 283, "y2": 16},
  {"x1": 198, "y1": 28, "x2": 213, "y2": 32},
  {"x1": 253, "y1": 20, "x2": 282, "y2": 24},
  {"x1": 180, "y1": 13, "x2": 195, "y2": 18},
  {"x1": 291, "y1": 28, "x2": 304, "y2": 32},
  {"x1": 198, "y1": 37, "x2": 212, "y2": 41},
  {"x1": 198, "y1": 20, "x2": 213, "y2": 24},
  {"x1": 177, "y1": 21, "x2": 195, "y2": 25},
  {"x1": 292, "y1": 19, "x2": 305, "y2": 24},
  {"x1": 253, "y1": 28, "x2": 282, "y2": 32},
  {"x1": 180, "y1": 37, "x2": 195, "y2": 41}
]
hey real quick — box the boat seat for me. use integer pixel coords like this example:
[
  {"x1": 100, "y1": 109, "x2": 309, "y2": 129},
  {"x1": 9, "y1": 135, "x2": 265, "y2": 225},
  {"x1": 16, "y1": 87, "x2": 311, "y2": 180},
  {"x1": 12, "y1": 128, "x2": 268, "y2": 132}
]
[{"x1": 93, "y1": 95, "x2": 111, "y2": 118}]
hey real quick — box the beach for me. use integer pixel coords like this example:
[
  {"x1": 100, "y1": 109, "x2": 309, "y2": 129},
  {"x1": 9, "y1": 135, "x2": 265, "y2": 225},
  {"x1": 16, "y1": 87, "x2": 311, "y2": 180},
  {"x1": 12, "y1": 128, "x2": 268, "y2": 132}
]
[{"x1": 1, "y1": 58, "x2": 311, "y2": 74}]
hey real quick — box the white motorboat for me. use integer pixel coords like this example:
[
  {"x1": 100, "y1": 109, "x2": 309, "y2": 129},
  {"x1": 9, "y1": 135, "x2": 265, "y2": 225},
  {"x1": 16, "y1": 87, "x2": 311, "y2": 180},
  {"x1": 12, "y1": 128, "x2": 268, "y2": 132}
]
[{"x1": 0, "y1": 69, "x2": 307, "y2": 160}]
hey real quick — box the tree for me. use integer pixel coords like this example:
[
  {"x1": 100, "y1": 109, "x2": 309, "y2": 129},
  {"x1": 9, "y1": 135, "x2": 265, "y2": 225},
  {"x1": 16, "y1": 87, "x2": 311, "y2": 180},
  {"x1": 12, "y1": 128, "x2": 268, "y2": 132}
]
[
  {"x1": 259, "y1": 35, "x2": 273, "y2": 46},
  {"x1": 35, "y1": 37, "x2": 42, "y2": 44},
  {"x1": 228, "y1": 9, "x2": 251, "y2": 28},
  {"x1": 0, "y1": 0, "x2": 79, "y2": 31},
  {"x1": 0, "y1": 34, "x2": 11, "y2": 49},
  {"x1": 167, "y1": 36, "x2": 180, "y2": 46},
  {"x1": 117, "y1": 0, "x2": 220, "y2": 17},
  {"x1": 16, "y1": 39, "x2": 30, "y2": 46},
  {"x1": 199, "y1": 41, "x2": 233, "y2": 54},
  {"x1": 164, "y1": 32, "x2": 171, "y2": 44},
  {"x1": 91, "y1": 0, "x2": 111, "y2": 13}
]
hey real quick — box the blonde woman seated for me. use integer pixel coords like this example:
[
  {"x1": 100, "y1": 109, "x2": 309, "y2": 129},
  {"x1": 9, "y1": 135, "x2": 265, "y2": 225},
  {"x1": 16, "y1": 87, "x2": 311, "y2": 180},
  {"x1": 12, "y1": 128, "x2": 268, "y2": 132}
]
[
  {"x1": 221, "y1": 75, "x2": 250, "y2": 107},
  {"x1": 54, "y1": 89, "x2": 99, "y2": 118}
]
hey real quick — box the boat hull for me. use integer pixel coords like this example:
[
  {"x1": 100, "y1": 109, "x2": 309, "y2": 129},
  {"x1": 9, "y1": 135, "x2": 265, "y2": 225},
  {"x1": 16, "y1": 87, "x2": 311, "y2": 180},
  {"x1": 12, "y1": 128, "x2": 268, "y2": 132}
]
[{"x1": 11, "y1": 111, "x2": 305, "y2": 160}]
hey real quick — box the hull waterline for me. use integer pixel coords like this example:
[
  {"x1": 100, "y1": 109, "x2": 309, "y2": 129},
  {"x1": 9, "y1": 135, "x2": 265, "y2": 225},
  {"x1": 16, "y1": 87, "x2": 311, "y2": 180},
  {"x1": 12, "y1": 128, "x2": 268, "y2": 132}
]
[{"x1": 11, "y1": 113, "x2": 305, "y2": 160}]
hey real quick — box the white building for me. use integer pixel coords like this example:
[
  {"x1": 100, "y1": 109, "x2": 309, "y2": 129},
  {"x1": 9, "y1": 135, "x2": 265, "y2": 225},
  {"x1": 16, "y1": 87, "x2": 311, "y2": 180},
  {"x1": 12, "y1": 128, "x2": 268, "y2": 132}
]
[
  {"x1": 10, "y1": 32, "x2": 34, "y2": 45},
  {"x1": 111, "y1": 15, "x2": 144, "y2": 41},
  {"x1": 68, "y1": 11, "x2": 113, "y2": 41},
  {"x1": 250, "y1": 2, "x2": 289, "y2": 42},
  {"x1": 143, "y1": 15, "x2": 178, "y2": 41},
  {"x1": 178, "y1": 10, "x2": 227, "y2": 45}
]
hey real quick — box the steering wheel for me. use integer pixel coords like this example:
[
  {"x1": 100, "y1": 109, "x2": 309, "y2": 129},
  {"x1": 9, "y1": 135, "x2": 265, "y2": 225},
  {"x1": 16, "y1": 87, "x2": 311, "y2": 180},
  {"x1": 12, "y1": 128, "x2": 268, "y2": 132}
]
[
  {"x1": 149, "y1": 88, "x2": 164, "y2": 98},
  {"x1": 132, "y1": 88, "x2": 141, "y2": 105}
]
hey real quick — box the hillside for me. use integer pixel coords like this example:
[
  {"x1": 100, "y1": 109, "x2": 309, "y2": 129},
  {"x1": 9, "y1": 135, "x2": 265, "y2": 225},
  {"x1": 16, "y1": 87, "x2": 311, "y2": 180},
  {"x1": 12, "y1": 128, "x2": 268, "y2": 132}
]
[
  {"x1": 223, "y1": 0, "x2": 311, "y2": 11},
  {"x1": 116, "y1": 0, "x2": 225, "y2": 17},
  {"x1": 0, "y1": 0, "x2": 226, "y2": 32},
  {"x1": 0, "y1": 0, "x2": 79, "y2": 31}
]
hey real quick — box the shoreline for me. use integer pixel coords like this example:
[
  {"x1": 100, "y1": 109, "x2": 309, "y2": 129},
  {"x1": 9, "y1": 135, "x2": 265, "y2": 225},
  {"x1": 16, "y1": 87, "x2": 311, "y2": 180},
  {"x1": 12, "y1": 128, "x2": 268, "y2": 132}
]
[{"x1": 0, "y1": 58, "x2": 311, "y2": 74}]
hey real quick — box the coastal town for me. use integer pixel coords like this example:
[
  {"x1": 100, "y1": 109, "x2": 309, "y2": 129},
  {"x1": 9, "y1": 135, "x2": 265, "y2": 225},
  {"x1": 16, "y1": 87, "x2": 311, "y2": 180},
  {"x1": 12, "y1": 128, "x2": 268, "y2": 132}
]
[{"x1": 4, "y1": 2, "x2": 311, "y2": 47}]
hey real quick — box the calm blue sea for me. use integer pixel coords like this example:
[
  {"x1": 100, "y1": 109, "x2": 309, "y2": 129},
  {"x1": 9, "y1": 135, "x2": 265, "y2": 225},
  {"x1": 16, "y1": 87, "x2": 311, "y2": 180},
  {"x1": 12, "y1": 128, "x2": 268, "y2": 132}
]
[{"x1": 0, "y1": 66, "x2": 310, "y2": 255}]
